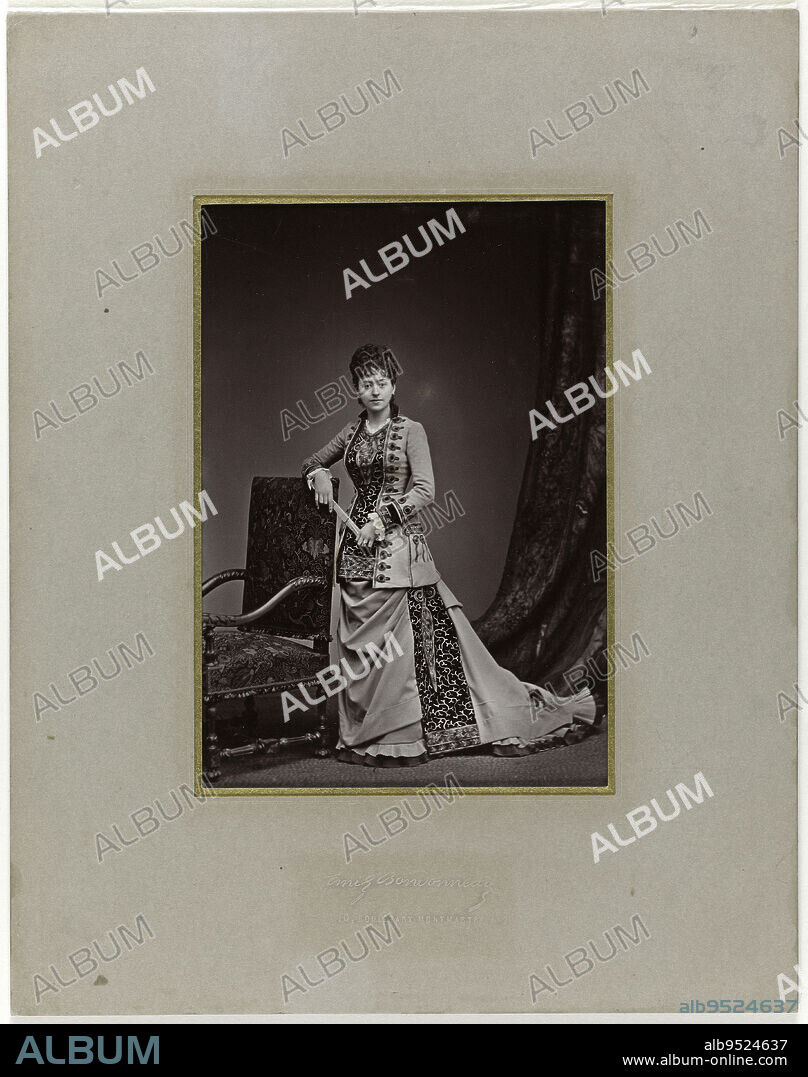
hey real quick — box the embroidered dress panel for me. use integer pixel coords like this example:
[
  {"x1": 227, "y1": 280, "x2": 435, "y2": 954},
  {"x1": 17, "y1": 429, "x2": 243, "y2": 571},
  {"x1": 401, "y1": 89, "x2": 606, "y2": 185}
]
[
  {"x1": 407, "y1": 585, "x2": 481, "y2": 754},
  {"x1": 338, "y1": 424, "x2": 387, "y2": 581}
]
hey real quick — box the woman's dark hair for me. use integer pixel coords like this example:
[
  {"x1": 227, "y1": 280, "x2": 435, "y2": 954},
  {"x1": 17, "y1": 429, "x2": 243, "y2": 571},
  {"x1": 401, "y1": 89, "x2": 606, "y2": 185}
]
[
  {"x1": 350, "y1": 344, "x2": 400, "y2": 416},
  {"x1": 349, "y1": 344, "x2": 399, "y2": 387}
]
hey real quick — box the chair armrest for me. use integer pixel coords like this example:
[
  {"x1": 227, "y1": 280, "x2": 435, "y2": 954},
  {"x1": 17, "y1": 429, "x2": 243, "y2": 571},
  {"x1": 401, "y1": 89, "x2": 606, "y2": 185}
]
[
  {"x1": 202, "y1": 569, "x2": 247, "y2": 596},
  {"x1": 202, "y1": 575, "x2": 327, "y2": 628}
]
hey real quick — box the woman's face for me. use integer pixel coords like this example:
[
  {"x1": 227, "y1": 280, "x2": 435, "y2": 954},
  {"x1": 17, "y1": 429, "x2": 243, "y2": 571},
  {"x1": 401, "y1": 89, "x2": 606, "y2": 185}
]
[{"x1": 356, "y1": 369, "x2": 395, "y2": 414}]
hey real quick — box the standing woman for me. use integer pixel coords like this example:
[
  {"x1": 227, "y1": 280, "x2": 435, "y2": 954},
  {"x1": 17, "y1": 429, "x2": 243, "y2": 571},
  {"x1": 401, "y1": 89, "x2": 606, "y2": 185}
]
[{"x1": 301, "y1": 344, "x2": 595, "y2": 767}]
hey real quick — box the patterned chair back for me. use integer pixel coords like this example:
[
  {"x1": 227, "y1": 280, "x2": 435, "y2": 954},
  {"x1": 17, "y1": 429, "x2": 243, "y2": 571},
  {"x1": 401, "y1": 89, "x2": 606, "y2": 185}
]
[{"x1": 241, "y1": 476, "x2": 339, "y2": 641}]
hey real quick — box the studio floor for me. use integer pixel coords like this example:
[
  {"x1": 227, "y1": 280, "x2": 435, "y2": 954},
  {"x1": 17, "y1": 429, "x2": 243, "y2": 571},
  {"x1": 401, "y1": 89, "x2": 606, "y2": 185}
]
[{"x1": 211, "y1": 725, "x2": 609, "y2": 791}]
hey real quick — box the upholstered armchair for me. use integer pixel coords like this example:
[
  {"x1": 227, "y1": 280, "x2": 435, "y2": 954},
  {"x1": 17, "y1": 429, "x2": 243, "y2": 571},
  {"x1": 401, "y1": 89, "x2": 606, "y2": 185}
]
[{"x1": 201, "y1": 476, "x2": 338, "y2": 782}]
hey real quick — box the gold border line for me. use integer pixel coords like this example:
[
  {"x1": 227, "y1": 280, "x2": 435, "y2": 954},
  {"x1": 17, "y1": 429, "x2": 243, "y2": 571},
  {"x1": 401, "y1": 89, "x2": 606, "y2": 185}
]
[{"x1": 193, "y1": 193, "x2": 614, "y2": 798}]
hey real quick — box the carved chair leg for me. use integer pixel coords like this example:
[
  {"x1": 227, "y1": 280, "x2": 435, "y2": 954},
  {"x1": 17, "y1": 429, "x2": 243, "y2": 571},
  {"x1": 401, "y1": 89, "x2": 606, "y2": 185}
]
[
  {"x1": 312, "y1": 635, "x2": 332, "y2": 759},
  {"x1": 314, "y1": 700, "x2": 330, "y2": 758},
  {"x1": 203, "y1": 701, "x2": 222, "y2": 783}
]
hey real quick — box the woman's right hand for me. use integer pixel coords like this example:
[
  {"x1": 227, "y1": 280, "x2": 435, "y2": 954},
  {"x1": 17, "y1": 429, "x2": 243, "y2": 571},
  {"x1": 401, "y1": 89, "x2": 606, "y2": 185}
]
[{"x1": 312, "y1": 470, "x2": 334, "y2": 510}]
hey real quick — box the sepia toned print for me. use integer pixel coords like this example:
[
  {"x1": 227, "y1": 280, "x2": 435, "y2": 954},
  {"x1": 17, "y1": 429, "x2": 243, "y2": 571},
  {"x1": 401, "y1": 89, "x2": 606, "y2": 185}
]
[{"x1": 195, "y1": 195, "x2": 614, "y2": 795}]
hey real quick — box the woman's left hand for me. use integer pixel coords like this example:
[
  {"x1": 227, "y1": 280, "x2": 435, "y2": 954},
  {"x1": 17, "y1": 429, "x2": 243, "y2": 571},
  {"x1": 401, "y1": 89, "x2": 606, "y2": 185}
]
[{"x1": 355, "y1": 521, "x2": 378, "y2": 550}]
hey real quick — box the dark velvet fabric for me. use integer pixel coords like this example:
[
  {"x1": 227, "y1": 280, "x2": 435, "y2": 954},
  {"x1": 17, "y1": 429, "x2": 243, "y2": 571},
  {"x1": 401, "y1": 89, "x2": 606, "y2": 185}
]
[
  {"x1": 241, "y1": 476, "x2": 339, "y2": 639},
  {"x1": 472, "y1": 202, "x2": 607, "y2": 691}
]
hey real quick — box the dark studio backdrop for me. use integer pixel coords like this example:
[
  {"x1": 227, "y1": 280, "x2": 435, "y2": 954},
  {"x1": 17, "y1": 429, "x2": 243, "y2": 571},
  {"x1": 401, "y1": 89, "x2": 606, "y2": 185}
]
[{"x1": 201, "y1": 198, "x2": 607, "y2": 694}]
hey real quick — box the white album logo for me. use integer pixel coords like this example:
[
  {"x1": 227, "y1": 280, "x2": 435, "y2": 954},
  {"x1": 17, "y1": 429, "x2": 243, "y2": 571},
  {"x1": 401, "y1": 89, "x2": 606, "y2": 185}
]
[
  {"x1": 591, "y1": 773, "x2": 715, "y2": 863},
  {"x1": 95, "y1": 490, "x2": 218, "y2": 582},
  {"x1": 33, "y1": 68, "x2": 156, "y2": 159}
]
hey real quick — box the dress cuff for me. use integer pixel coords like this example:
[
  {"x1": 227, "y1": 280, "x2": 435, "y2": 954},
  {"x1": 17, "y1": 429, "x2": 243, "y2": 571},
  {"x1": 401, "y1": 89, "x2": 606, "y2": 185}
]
[
  {"x1": 379, "y1": 502, "x2": 403, "y2": 527},
  {"x1": 305, "y1": 466, "x2": 330, "y2": 488}
]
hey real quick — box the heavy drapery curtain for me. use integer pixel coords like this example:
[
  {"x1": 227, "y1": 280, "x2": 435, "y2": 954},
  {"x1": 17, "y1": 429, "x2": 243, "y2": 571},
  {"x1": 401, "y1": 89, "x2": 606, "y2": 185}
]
[{"x1": 473, "y1": 201, "x2": 608, "y2": 702}]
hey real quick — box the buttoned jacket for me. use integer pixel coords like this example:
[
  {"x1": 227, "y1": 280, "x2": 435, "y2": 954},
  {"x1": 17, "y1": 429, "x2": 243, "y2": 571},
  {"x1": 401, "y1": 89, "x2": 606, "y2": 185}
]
[{"x1": 302, "y1": 413, "x2": 441, "y2": 589}]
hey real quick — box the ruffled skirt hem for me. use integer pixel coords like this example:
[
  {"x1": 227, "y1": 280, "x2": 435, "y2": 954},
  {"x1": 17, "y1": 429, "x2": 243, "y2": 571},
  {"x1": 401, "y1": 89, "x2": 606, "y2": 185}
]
[
  {"x1": 335, "y1": 579, "x2": 597, "y2": 763},
  {"x1": 335, "y1": 747, "x2": 429, "y2": 768}
]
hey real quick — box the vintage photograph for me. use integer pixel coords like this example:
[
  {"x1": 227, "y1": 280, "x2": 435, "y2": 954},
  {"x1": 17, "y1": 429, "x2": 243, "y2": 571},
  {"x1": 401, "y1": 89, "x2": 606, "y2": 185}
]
[
  {"x1": 8, "y1": 1, "x2": 799, "y2": 1030},
  {"x1": 196, "y1": 195, "x2": 612, "y2": 793}
]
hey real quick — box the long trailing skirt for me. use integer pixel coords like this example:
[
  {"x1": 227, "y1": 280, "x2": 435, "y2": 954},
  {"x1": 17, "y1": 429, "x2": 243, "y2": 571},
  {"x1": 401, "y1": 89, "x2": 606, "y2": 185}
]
[{"x1": 334, "y1": 579, "x2": 596, "y2": 764}]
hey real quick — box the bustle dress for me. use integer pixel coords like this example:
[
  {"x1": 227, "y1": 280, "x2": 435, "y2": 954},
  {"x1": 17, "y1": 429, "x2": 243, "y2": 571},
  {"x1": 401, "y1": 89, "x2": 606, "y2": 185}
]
[{"x1": 324, "y1": 419, "x2": 596, "y2": 767}]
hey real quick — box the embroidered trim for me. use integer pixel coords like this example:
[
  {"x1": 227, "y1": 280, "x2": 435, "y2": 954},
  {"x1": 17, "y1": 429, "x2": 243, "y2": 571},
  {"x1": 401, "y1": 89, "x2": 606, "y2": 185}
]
[
  {"x1": 419, "y1": 591, "x2": 437, "y2": 693},
  {"x1": 337, "y1": 425, "x2": 386, "y2": 581},
  {"x1": 411, "y1": 534, "x2": 433, "y2": 563},
  {"x1": 427, "y1": 724, "x2": 483, "y2": 755},
  {"x1": 407, "y1": 585, "x2": 480, "y2": 755}
]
